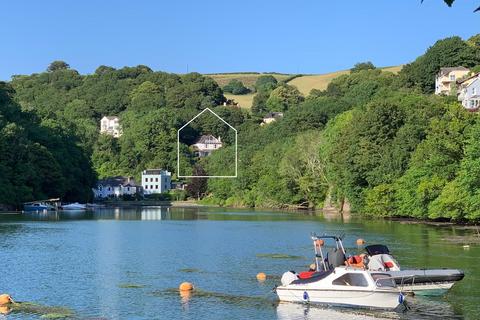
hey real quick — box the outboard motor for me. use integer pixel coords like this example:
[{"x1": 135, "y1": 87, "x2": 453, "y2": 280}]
[{"x1": 365, "y1": 245, "x2": 400, "y2": 271}]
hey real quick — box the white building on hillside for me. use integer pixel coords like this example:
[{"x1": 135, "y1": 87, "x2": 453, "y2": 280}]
[
  {"x1": 261, "y1": 112, "x2": 284, "y2": 126},
  {"x1": 100, "y1": 116, "x2": 122, "y2": 137},
  {"x1": 435, "y1": 67, "x2": 470, "y2": 95},
  {"x1": 458, "y1": 73, "x2": 480, "y2": 111},
  {"x1": 142, "y1": 169, "x2": 172, "y2": 194},
  {"x1": 93, "y1": 176, "x2": 139, "y2": 199},
  {"x1": 192, "y1": 134, "x2": 222, "y2": 157}
]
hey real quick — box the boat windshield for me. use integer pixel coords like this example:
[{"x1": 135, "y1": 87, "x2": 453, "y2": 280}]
[
  {"x1": 371, "y1": 273, "x2": 396, "y2": 288},
  {"x1": 332, "y1": 273, "x2": 369, "y2": 287}
]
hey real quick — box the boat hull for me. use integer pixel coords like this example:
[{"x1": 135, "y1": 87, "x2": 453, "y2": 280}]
[{"x1": 276, "y1": 287, "x2": 402, "y2": 309}]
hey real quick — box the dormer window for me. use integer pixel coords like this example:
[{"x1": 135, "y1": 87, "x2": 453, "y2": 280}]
[{"x1": 450, "y1": 74, "x2": 456, "y2": 81}]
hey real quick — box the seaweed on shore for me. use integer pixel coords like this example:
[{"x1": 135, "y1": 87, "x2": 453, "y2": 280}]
[
  {"x1": 256, "y1": 253, "x2": 304, "y2": 259},
  {"x1": 118, "y1": 283, "x2": 147, "y2": 289}
]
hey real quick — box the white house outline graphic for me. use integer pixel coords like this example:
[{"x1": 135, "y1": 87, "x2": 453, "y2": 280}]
[{"x1": 177, "y1": 108, "x2": 238, "y2": 178}]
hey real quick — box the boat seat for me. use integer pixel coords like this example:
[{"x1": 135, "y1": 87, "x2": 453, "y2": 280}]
[{"x1": 291, "y1": 270, "x2": 334, "y2": 284}]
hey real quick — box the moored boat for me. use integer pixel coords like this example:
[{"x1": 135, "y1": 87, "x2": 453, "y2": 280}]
[
  {"x1": 23, "y1": 201, "x2": 56, "y2": 213},
  {"x1": 60, "y1": 202, "x2": 87, "y2": 210},
  {"x1": 275, "y1": 235, "x2": 405, "y2": 310}
]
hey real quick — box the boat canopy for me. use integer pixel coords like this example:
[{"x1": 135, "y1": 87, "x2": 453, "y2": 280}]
[{"x1": 365, "y1": 244, "x2": 390, "y2": 256}]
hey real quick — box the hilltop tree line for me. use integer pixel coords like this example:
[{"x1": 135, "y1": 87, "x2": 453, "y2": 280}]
[{"x1": 2, "y1": 33, "x2": 480, "y2": 221}]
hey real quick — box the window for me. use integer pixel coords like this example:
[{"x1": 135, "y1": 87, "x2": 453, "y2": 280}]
[
  {"x1": 155, "y1": 185, "x2": 158, "y2": 189},
  {"x1": 371, "y1": 273, "x2": 395, "y2": 288},
  {"x1": 151, "y1": 185, "x2": 154, "y2": 189},
  {"x1": 450, "y1": 74, "x2": 455, "y2": 81},
  {"x1": 145, "y1": 178, "x2": 148, "y2": 182},
  {"x1": 332, "y1": 273, "x2": 369, "y2": 287},
  {"x1": 127, "y1": 187, "x2": 130, "y2": 191},
  {"x1": 473, "y1": 87, "x2": 476, "y2": 95},
  {"x1": 155, "y1": 178, "x2": 158, "y2": 182},
  {"x1": 150, "y1": 178, "x2": 153, "y2": 182}
]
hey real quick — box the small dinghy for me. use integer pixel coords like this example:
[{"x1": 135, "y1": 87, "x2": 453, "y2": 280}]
[
  {"x1": 275, "y1": 235, "x2": 406, "y2": 310},
  {"x1": 362, "y1": 244, "x2": 464, "y2": 294}
]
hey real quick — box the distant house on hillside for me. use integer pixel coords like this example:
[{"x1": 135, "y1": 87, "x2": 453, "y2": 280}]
[
  {"x1": 100, "y1": 116, "x2": 122, "y2": 137},
  {"x1": 261, "y1": 112, "x2": 284, "y2": 126},
  {"x1": 458, "y1": 73, "x2": 480, "y2": 111},
  {"x1": 142, "y1": 169, "x2": 172, "y2": 194},
  {"x1": 93, "y1": 176, "x2": 139, "y2": 199},
  {"x1": 435, "y1": 67, "x2": 470, "y2": 95},
  {"x1": 192, "y1": 134, "x2": 222, "y2": 157}
]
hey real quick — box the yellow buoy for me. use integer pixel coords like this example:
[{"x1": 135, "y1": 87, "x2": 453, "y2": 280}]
[
  {"x1": 179, "y1": 282, "x2": 194, "y2": 291},
  {"x1": 256, "y1": 272, "x2": 267, "y2": 281},
  {"x1": 0, "y1": 294, "x2": 12, "y2": 306},
  {"x1": 356, "y1": 238, "x2": 366, "y2": 246}
]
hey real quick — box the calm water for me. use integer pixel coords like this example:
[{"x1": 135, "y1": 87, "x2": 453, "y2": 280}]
[{"x1": 0, "y1": 207, "x2": 478, "y2": 319}]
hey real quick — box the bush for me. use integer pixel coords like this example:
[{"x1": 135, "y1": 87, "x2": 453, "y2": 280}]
[{"x1": 223, "y1": 80, "x2": 250, "y2": 95}]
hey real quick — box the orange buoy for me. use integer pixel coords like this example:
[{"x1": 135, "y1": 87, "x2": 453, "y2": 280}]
[
  {"x1": 256, "y1": 272, "x2": 267, "y2": 281},
  {"x1": 179, "y1": 282, "x2": 194, "y2": 291},
  {"x1": 315, "y1": 239, "x2": 324, "y2": 247},
  {"x1": 0, "y1": 294, "x2": 12, "y2": 306},
  {"x1": 356, "y1": 238, "x2": 365, "y2": 246}
]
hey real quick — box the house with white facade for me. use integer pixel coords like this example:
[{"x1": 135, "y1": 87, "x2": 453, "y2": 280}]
[
  {"x1": 192, "y1": 134, "x2": 222, "y2": 157},
  {"x1": 458, "y1": 73, "x2": 480, "y2": 111},
  {"x1": 261, "y1": 112, "x2": 284, "y2": 126},
  {"x1": 93, "y1": 176, "x2": 139, "y2": 199},
  {"x1": 142, "y1": 169, "x2": 172, "y2": 194},
  {"x1": 435, "y1": 67, "x2": 470, "y2": 95},
  {"x1": 100, "y1": 116, "x2": 122, "y2": 137}
]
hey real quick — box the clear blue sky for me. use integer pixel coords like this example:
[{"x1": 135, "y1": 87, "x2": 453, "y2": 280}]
[{"x1": 0, "y1": 1, "x2": 478, "y2": 80}]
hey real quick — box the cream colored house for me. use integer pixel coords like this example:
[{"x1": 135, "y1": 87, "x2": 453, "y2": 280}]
[
  {"x1": 435, "y1": 67, "x2": 470, "y2": 95},
  {"x1": 261, "y1": 112, "x2": 284, "y2": 126},
  {"x1": 100, "y1": 116, "x2": 122, "y2": 137}
]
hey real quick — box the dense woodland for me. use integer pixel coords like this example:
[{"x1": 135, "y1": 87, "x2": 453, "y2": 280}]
[{"x1": 2, "y1": 34, "x2": 480, "y2": 221}]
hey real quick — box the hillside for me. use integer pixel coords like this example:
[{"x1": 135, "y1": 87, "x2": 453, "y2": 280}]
[{"x1": 207, "y1": 66, "x2": 403, "y2": 108}]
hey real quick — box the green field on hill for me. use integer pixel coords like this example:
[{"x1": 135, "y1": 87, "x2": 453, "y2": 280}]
[{"x1": 207, "y1": 66, "x2": 403, "y2": 108}]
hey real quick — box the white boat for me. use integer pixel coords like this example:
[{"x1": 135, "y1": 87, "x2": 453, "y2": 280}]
[
  {"x1": 276, "y1": 235, "x2": 405, "y2": 310},
  {"x1": 362, "y1": 244, "x2": 464, "y2": 294},
  {"x1": 61, "y1": 202, "x2": 87, "y2": 210}
]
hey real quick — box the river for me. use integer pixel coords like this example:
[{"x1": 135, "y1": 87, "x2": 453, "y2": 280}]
[{"x1": 0, "y1": 207, "x2": 478, "y2": 319}]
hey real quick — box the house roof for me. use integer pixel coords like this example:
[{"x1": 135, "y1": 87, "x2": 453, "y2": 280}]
[
  {"x1": 438, "y1": 67, "x2": 469, "y2": 77},
  {"x1": 97, "y1": 176, "x2": 137, "y2": 187},
  {"x1": 264, "y1": 112, "x2": 284, "y2": 119},
  {"x1": 102, "y1": 116, "x2": 119, "y2": 120},
  {"x1": 142, "y1": 169, "x2": 171, "y2": 175},
  {"x1": 194, "y1": 134, "x2": 221, "y2": 144},
  {"x1": 457, "y1": 72, "x2": 480, "y2": 85}
]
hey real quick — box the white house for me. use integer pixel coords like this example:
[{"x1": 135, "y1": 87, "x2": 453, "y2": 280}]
[
  {"x1": 100, "y1": 116, "x2": 122, "y2": 137},
  {"x1": 261, "y1": 112, "x2": 284, "y2": 126},
  {"x1": 458, "y1": 74, "x2": 480, "y2": 111},
  {"x1": 192, "y1": 134, "x2": 222, "y2": 157},
  {"x1": 93, "y1": 176, "x2": 139, "y2": 199},
  {"x1": 435, "y1": 67, "x2": 470, "y2": 95},
  {"x1": 142, "y1": 169, "x2": 172, "y2": 194}
]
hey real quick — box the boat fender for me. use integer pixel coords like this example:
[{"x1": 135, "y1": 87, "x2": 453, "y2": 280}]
[
  {"x1": 303, "y1": 291, "x2": 309, "y2": 302},
  {"x1": 398, "y1": 293, "x2": 405, "y2": 304},
  {"x1": 0, "y1": 294, "x2": 13, "y2": 306},
  {"x1": 281, "y1": 271, "x2": 298, "y2": 286}
]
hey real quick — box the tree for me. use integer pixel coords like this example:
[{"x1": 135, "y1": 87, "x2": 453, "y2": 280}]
[
  {"x1": 399, "y1": 36, "x2": 480, "y2": 93},
  {"x1": 255, "y1": 75, "x2": 278, "y2": 91},
  {"x1": 223, "y1": 79, "x2": 250, "y2": 95},
  {"x1": 351, "y1": 61, "x2": 376, "y2": 73},
  {"x1": 266, "y1": 84, "x2": 304, "y2": 112},
  {"x1": 47, "y1": 60, "x2": 70, "y2": 72},
  {"x1": 186, "y1": 165, "x2": 208, "y2": 199}
]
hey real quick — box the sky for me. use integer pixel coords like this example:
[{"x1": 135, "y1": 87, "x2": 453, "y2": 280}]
[{"x1": 0, "y1": 1, "x2": 479, "y2": 80}]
